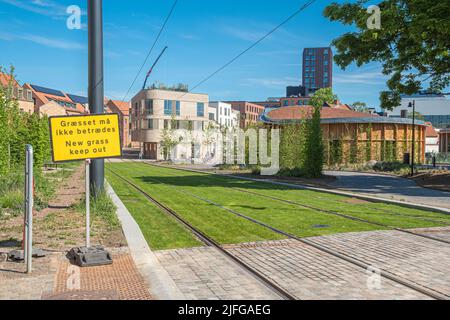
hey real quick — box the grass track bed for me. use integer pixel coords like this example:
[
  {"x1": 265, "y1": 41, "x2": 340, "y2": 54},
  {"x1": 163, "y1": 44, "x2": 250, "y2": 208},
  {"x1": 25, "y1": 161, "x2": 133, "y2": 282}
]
[
  {"x1": 106, "y1": 165, "x2": 284, "y2": 246},
  {"x1": 134, "y1": 163, "x2": 450, "y2": 229},
  {"x1": 107, "y1": 162, "x2": 450, "y2": 248},
  {"x1": 107, "y1": 174, "x2": 202, "y2": 250},
  {"x1": 144, "y1": 164, "x2": 450, "y2": 229}
]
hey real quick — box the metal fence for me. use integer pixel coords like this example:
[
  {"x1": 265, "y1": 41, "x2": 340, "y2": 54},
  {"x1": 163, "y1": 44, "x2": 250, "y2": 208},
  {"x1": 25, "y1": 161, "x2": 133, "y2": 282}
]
[{"x1": 425, "y1": 153, "x2": 450, "y2": 164}]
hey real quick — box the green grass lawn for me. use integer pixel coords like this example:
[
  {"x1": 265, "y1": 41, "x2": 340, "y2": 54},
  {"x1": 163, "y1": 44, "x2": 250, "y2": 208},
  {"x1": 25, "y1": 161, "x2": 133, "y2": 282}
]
[
  {"x1": 147, "y1": 164, "x2": 450, "y2": 228},
  {"x1": 107, "y1": 173, "x2": 202, "y2": 250},
  {"x1": 106, "y1": 162, "x2": 450, "y2": 250}
]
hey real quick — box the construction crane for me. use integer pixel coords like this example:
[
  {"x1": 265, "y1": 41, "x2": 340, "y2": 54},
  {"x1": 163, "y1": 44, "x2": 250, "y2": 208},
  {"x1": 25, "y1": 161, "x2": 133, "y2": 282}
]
[{"x1": 142, "y1": 46, "x2": 168, "y2": 90}]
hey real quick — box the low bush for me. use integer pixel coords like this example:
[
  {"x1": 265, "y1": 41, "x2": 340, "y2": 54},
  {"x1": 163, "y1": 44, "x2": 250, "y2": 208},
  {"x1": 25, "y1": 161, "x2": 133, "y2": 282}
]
[{"x1": 372, "y1": 161, "x2": 409, "y2": 173}]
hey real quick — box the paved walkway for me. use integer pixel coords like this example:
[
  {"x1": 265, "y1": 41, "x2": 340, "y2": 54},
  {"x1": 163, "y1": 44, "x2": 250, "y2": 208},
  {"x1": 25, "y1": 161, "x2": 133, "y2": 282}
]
[
  {"x1": 155, "y1": 247, "x2": 281, "y2": 300},
  {"x1": 0, "y1": 248, "x2": 152, "y2": 300},
  {"x1": 325, "y1": 171, "x2": 450, "y2": 209},
  {"x1": 224, "y1": 239, "x2": 429, "y2": 300},
  {"x1": 310, "y1": 230, "x2": 450, "y2": 298}
]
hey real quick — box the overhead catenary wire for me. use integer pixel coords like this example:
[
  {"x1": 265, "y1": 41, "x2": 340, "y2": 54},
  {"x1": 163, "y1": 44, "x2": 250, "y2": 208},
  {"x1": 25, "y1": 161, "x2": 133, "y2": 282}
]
[
  {"x1": 121, "y1": 0, "x2": 178, "y2": 102},
  {"x1": 178, "y1": 0, "x2": 318, "y2": 99}
]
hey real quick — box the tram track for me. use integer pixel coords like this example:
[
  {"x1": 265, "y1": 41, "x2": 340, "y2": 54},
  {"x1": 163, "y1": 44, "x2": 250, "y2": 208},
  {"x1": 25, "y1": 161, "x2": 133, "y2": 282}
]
[
  {"x1": 106, "y1": 163, "x2": 296, "y2": 301},
  {"x1": 144, "y1": 162, "x2": 450, "y2": 245},
  {"x1": 107, "y1": 161, "x2": 450, "y2": 300}
]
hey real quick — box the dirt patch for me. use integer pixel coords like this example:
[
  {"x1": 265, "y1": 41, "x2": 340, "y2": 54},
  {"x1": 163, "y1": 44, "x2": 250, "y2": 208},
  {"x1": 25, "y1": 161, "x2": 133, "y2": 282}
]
[
  {"x1": 410, "y1": 172, "x2": 450, "y2": 193},
  {"x1": 343, "y1": 198, "x2": 370, "y2": 205},
  {"x1": 0, "y1": 164, "x2": 126, "y2": 252}
]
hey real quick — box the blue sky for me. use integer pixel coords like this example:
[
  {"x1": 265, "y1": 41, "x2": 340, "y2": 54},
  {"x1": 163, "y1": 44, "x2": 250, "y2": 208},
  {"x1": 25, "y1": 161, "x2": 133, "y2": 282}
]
[{"x1": 0, "y1": 0, "x2": 389, "y2": 108}]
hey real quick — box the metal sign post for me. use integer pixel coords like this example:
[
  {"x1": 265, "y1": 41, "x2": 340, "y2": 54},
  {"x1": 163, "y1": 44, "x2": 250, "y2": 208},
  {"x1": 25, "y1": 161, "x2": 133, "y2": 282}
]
[
  {"x1": 85, "y1": 159, "x2": 91, "y2": 248},
  {"x1": 24, "y1": 145, "x2": 33, "y2": 274}
]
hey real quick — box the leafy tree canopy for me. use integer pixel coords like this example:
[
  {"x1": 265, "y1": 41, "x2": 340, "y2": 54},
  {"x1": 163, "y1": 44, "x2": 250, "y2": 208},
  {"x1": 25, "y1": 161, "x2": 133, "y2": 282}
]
[
  {"x1": 309, "y1": 87, "x2": 338, "y2": 108},
  {"x1": 351, "y1": 101, "x2": 369, "y2": 112},
  {"x1": 324, "y1": 0, "x2": 450, "y2": 110}
]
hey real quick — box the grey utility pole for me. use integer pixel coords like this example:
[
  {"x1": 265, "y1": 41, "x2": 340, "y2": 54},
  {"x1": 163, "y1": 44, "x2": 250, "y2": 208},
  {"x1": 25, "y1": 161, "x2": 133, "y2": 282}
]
[
  {"x1": 409, "y1": 100, "x2": 416, "y2": 176},
  {"x1": 88, "y1": 0, "x2": 104, "y2": 194}
]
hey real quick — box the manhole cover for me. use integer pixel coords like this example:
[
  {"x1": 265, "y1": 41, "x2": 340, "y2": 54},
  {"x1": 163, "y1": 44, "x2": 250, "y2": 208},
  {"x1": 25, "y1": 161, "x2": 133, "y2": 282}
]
[
  {"x1": 312, "y1": 224, "x2": 330, "y2": 229},
  {"x1": 42, "y1": 290, "x2": 119, "y2": 300}
]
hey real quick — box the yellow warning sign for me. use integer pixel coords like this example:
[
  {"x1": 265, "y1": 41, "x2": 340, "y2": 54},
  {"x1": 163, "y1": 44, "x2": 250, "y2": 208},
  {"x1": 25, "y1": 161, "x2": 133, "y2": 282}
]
[{"x1": 49, "y1": 114, "x2": 122, "y2": 162}]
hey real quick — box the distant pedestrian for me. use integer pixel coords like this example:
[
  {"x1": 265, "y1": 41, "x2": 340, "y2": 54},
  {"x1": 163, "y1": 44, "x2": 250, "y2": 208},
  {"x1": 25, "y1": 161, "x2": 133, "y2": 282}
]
[{"x1": 139, "y1": 151, "x2": 143, "y2": 160}]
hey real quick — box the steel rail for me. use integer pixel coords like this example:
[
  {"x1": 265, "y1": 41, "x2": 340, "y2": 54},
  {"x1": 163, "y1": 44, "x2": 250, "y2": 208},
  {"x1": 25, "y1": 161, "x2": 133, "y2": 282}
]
[
  {"x1": 106, "y1": 164, "x2": 297, "y2": 301},
  {"x1": 145, "y1": 162, "x2": 450, "y2": 245},
  {"x1": 130, "y1": 162, "x2": 449, "y2": 300}
]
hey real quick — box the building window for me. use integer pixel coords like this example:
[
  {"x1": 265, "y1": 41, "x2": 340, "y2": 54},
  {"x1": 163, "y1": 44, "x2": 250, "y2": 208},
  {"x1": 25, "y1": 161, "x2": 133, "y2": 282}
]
[
  {"x1": 145, "y1": 99, "x2": 153, "y2": 115},
  {"x1": 197, "y1": 102, "x2": 205, "y2": 117},
  {"x1": 164, "y1": 119, "x2": 169, "y2": 129},
  {"x1": 164, "y1": 100, "x2": 172, "y2": 115},
  {"x1": 176, "y1": 101, "x2": 181, "y2": 116},
  {"x1": 209, "y1": 113, "x2": 215, "y2": 121},
  {"x1": 305, "y1": 61, "x2": 310, "y2": 66},
  {"x1": 148, "y1": 119, "x2": 153, "y2": 130},
  {"x1": 283, "y1": 100, "x2": 288, "y2": 107},
  {"x1": 324, "y1": 60, "x2": 329, "y2": 66}
]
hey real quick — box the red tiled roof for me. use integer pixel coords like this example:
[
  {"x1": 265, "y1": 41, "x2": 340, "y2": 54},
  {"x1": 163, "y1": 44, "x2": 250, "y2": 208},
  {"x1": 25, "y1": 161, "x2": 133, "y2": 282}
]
[
  {"x1": 425, "y1": 123, "x2": 439, "y2": 137},
  {"x1": 107, "y1": 100, "x2": 130, "y2": 116},
  {"x1": 267, "y1": 106, "x2": 378, "y2": 120},
  {"x1": 0, "y1": 72, "x2": 20, "y2": 87}
]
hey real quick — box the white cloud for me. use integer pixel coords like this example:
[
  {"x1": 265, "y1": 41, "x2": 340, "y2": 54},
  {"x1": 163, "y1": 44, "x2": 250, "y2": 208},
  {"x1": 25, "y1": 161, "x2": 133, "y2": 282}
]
[
  {"x1": 0, "y1": 0, "x2": 86, "y2": 17},
  {"x1": 180, "y1": 34, "x2": 200, "y2": 41},
  {"x1": 242, "y1": 76, "x2": 300, "y2": 89},
  {"x1": 221, "y1": 25, "x2": 266, "y2": 42},
  {"x1": 0, "y1": 31, "x2": 84, "y2": 50},
  {"x1": 334, "y1": 71, "x2": 387, "y2": 85}
]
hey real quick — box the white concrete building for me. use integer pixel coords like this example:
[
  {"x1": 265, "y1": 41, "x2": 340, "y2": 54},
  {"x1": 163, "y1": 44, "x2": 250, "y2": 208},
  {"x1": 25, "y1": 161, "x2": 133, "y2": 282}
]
[
  {"x1": 386, "y1": 92, "x2": 450, "y2": 129},
  {"x1": 209, "y1": 102, "x2": 237, "y2": 128},
  {"x1": 131, "y1": 86, "x2": 210, "y2": 161},
  {"x1": 231, "y1": 109, "x2": 240, "y2": 128},
  {"x1": 425, "y1": 125, "x2": 440, "y2": 154}
]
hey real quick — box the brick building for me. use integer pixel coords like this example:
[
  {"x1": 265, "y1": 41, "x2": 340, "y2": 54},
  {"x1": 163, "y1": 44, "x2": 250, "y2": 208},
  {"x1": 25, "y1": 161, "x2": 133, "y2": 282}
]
[
  {"x1": 0, "y1": 72, "x2": 34, "y2": 113},
  {"x1": 226, "y1": 101, "x2": 265, "y2": 128},
  {"x1": 106, "y1": 99, "x2": 132, "y2": 148},
  {"x1": 302, "y1": 47, "x2": 333, "y2": 90}
]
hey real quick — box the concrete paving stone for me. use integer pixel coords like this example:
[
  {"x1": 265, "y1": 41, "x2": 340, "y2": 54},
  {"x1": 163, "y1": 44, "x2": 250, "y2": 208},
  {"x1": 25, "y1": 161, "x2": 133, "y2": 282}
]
[
  {"x1": 225, "y1": 239, "x2": 432, "y2": 300},
  {"x1": 155, "y1": 247, "x2": 282, "y2": 300},
  {"x1": 308, "y1": 230, "x2": 450, "y2": 298}
]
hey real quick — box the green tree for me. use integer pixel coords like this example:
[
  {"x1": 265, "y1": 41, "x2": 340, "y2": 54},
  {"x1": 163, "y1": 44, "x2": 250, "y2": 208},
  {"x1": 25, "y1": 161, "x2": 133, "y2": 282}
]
[
  {"x1": 160, "y1": 117, "x2": 180, "y2": 161},
  {"x1": 351, "y1": 101, "x2": 368, "y2": 113},
  {"x1": 324, "y1": 1, "x2": 450, "y2": 110},
  {"x1": 304, "y1": 88, "x2": 338, "y2": 178}
]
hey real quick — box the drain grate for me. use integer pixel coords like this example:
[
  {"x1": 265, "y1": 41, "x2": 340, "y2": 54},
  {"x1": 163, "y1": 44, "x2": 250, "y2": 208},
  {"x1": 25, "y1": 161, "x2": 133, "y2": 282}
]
[{"x1": 312, "y1": 224, "x2": 330, "y2": 229}]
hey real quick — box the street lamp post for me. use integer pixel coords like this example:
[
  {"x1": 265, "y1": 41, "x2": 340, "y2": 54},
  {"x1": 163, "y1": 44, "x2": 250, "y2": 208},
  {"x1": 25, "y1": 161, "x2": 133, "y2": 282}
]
[{"x1": 408, "y1": 100, "x2": 416, "y2": 176}]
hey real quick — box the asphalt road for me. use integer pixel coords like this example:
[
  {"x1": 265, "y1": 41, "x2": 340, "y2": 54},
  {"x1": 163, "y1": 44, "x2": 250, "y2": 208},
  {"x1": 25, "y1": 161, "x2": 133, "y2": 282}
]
[{"x1": 325, "y1": 171, "x2": 450, "y2": 210}]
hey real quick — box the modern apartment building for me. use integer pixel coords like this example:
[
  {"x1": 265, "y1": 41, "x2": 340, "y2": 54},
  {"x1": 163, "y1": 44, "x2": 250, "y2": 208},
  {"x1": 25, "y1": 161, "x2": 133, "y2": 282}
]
[
  {"x1": 302, "y1": 47, "x2": 333, "y2": 90},
  {"x1": 226, "y1": 101, "x2": 265, "y2": 128},
  {"x1": 130, "y1": 87, "x2": 210, "y2": 160},
  {"x1": 386, "y1": 92, "x2": 450, "y2": 129},
  {"x1": 208, "y1": 102, "x2": 239, "y2": 128},
  {"x1": 280, "y1": 96, "x2": 311, "y2": 107},
  {"x1": 0, "y1": 72, "x2": 34, "y2": 113}
]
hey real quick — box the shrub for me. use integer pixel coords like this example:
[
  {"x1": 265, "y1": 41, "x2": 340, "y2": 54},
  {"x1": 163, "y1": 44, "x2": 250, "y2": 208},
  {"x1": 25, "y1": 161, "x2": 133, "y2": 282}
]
[{"x1": 373, "y1": 161, "x2": 409, "y2": 173}]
